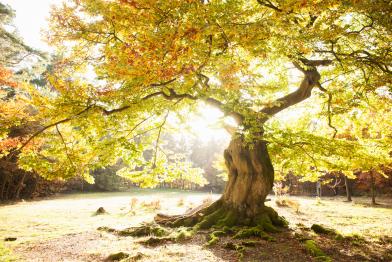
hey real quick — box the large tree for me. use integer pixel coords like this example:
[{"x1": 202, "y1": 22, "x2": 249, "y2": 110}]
[{"x1": 11, "y1": 0, "x2": 391, "y2": 228}]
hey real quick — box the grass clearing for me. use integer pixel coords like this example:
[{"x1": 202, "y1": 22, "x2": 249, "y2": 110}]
[
  {"x1": 1, "y1": 191, "x2": 392, "y2": 261},
  {"x1": 270, "y1": 195, "x2": 392, "y2": 239}
]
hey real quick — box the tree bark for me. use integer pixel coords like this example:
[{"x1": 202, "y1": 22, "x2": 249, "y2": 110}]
[
  {"x1": 344, "y1": 175, "x2": 352, "y2": 202},
  {"x1": 221, "y1": 136, "x2": 274, "y2": 217},
  {"x1": 155, "y1": 136, "x2": 286, "y2": 229},
  {"x1": 0, "y1": 173, "x2": 6, "y2": 201},
  {"x1": 370, "y1": 171, "x2": 376, "y2": 205},
  {"x1": 15, "y1": 173, "x2": 27, "y2": 200}
]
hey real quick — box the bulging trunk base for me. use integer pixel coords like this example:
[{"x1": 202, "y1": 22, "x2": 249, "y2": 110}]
[
  {"x1": 155, "y1": 137, "x2": 286, "y2": 230},
  {"x1": 155, "y1": 199, "x2": 287, "y2": 232}
]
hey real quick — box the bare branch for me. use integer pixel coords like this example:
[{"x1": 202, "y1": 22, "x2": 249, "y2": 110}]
[
  {"x1": 152, "y1": 111, "x2": 169, "y2": 168},
  {"x1": 56, "y1": 124, "x2": 76, "y2": 170}
]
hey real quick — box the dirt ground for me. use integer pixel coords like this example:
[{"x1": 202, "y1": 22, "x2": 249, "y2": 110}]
[{"x1": 1, "y1": 190, "x2": 392, "y2": 261}]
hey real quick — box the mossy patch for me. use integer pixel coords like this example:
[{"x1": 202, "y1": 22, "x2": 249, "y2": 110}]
[
  {"x1": 107, "y1": 251, "x2": 145, "y2": 260},
  {"x1": 233, "y1": 227, "x2": 275, "y2": 242},
  {"x1": 293, "y1": 232, "x2": 312, "y2": 242},
  {"x1": 216, "y1": 210, "x2": 238, "y2": 228},
  {"x1": 224, "y1": 242, "x2": 246, "y2": 260},
  {"x1": 344, "y1": 234, "x2": 367, "y2": 246},
  {"x1": 98, "y1": 223, "x2": 171, "y2": 239},
  {"x1": 106, "y1": 252, "x2": 129, "y2": 261},
  {"x1": 95, "y1": 207, "x2": 107, "y2": 215},
  {"x1": 304, "y1": 240, "x2": 331, "y2": 262},
  {"x1": 241, "y1": 240, "x2": 259, "y2": 247},
  {"x1": 139, "y1": 236, "x2": 174, "y2": 246},
  {"x1": 194, "y1": 208, "x2": 226, "y2": 229},
  {"x1": 206, "y1": 230, "x2": 226, "y2": 246},
  {"x1": 129, "y1": 252, "x2": 144, "y2": 261},
  {"x1": 311, "y1": 224, "x2": 336, "y2": 235},
  {"x1": 97, "y1": 226, "x2": 117, "y2": 233},
  {"x1": 334, "y1": 233, "x2": 344, "y2": 241},
  {"x1": 175, "y1": 228, "x2": 195, "y2": 241}
]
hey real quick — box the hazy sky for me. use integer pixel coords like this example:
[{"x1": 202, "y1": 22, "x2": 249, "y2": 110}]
[{"x1": 2, "y1": 0, "x2": 62, "y2": 51}]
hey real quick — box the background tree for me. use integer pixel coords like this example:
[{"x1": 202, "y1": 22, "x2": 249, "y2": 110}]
[
  {"x1": 356, "y1": 169, "x2": 390, "y2": 205},
  {"x1": 11, "y1": 0, "x2": 392, "y2": 228},
  {"x1": 0, "y1": 2, "x2": 48, "y2": 200}
]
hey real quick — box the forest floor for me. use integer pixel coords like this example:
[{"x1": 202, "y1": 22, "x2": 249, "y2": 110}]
[{"x1": 1, "y1": 190, "x2": 392, "y2": 262}]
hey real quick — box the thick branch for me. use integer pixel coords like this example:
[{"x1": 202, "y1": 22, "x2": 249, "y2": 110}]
[
  {"x1": 299, "y1": 59, "x2": 333, "y2": 67},
  {"x1": 101, "y1": 87, "x2": 244, "y2": 124},
  {"x1": 15, "y1": 105, "x2": 94, "y2": 153},
  {"x1": 260, "y1": 64, "x2": 321, "y2": 119},
  {"x1": 204, "y1": 97, "x2": 244, "y2": 124},
  {"x1": 257, "y1": 0, "x2": 282, "y2": 12}
]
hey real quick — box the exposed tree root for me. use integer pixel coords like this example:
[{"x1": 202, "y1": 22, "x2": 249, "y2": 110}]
[
  {"x1": 105, "y1": 252, "x2": 129, "y2": 261},
  {"x1": 105, "y1": 252, "x2": 145, "y2": 261},
  {"x1": 224, "y1": 242, "x2": 246, "y2": 259},
  {"x1": 98, "y1": 223, "x2": 196, "y2": 247},
  {"x1": 155, "y1": 199, "x2": 287, "y2": 249},
  {"x1": 97, "y1": 223, "x2": 170, "y2": 237},
  {"x1": 310, "y1": 224, "x2": 336, "y2": 235},
  {"x1": 155, "y1": 200, "x2": 287, "y2": 231},
  {"x1": 138, "y1": 236, "x2": 175, "y2": 246},
  {"x1": 233, "y1": 227, "x2": 276, "y2": 241},
  {"x1": 100, "y1": 199, "x2": 287, "y2": 250},
  {"x1": 206, "y1": 230, "x2": 227, "y2": 246}
]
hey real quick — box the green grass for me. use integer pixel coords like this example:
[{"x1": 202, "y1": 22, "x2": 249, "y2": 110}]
[
  {"x1": 0, "y1": 242, "x2": 17, "y2": 262},
  {"x1": 0, "y1": 189, "x2": 219, "y2": 244},
  {"x1": 268, "y1": 195, "x2": 392, "y2": 239},
  {"x1": 1, "y1": 191, "x2": 392, "y2": 261}
]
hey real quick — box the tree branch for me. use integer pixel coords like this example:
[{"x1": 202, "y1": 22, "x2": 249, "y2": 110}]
[
  {"x1": 100, "y1": 86, "x2": 244, "y2": 124},
  {"x1": 256, "y1": 0, "x2": 282, "y2": 12},
  {"x1": 152, "y1": 111, "x2": 169, "y2": 168},
  {"x1": 56, "y1": 124, "x2": 76, "y2": 170},
  {"x1": 259, "y1": 63, "x2": 322, "y2": 120},
  {"x1": 15, "y1": 105, "x2": 94, "y2": 153},
  {"x1": 317, "y1": 84, "x2": 338, "y2": 138}
]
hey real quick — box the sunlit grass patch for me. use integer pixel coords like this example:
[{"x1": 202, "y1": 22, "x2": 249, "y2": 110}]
[
  {"x1": 0, "y1": 242, "x2": 17, "y2": 262},
  {"x1": 1, "y1": 191, "x2": 391, "y2": 261},
  {"x1": 268, "y1": 195, "x2": 392, "y2": 240}
]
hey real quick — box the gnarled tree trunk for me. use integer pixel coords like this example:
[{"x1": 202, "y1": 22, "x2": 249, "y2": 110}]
[
  {"x1": 155, "y1": 136, "x2": 285, "y2": 230},
  {"x1": 221, "y1": 136, "x2": 274, "y2": 217}
]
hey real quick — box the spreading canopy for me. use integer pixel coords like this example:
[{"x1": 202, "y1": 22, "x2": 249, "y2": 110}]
[{"x1": 11, "y1": 0, "x2": 392, "y2": 184}]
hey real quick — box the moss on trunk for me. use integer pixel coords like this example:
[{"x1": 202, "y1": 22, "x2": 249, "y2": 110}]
[{"x1": 155, "y1": 136, "x2": 286, "y2": 231}]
